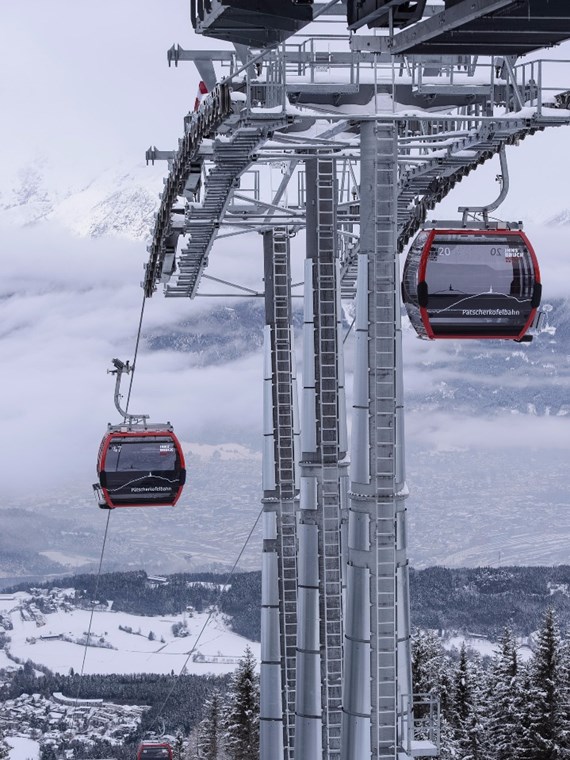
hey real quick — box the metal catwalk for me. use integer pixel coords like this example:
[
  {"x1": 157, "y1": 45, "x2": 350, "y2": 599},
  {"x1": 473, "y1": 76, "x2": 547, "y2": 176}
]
[{"x1": 143, "y1": 3, "x2": 570, "y2": 756}]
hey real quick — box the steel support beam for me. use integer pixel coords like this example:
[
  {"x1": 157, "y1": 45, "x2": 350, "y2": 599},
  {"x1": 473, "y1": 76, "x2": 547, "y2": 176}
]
[
  {"x1": 386, "y1": 0, "x2": 513, "y2": 54},
  {"x1": 342, "y1": 122, "x2": 402, "y2": 760},
  {"x1": 295, "y1": 158, "x2": 348, "y2": 760},
  {"x1": 261, "y1": 229, "x2": 299, "y2": 760}
]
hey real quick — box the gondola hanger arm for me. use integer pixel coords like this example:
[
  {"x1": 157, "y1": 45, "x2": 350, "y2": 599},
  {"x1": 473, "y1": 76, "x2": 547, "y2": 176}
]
[
  {"x1": 108, "y1": 358, "x2": 149, "y2": 425},
  {"x1": 458, "y1": 144, "x2": 510, "y2": 227}
]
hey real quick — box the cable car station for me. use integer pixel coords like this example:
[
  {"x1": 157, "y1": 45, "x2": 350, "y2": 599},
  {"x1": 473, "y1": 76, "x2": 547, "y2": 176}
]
[{"x1": 97, "y1": 1, "x2": 570, "y2": 758}]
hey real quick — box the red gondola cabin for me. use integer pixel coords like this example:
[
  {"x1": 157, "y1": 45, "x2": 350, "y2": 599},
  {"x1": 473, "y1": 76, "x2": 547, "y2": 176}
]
[
  {"x1": 402, "y1": 227, "x2": 541, "y2": 341},
  {"x1": 96, "y1": 426, "x2": 186, "y2": 509},
  {"x1": 137, "y1": 742, "x2": 173, "y2": 760}
]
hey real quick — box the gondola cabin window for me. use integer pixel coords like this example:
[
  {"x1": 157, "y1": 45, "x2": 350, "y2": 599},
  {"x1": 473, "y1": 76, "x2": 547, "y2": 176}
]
[{"x1": 402, "y1": 228, "x2": 541, "y2": 341}]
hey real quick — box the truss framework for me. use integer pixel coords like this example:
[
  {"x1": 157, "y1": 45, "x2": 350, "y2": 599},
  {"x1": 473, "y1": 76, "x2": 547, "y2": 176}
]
[{"x1": 144, "y1": 19, "x2": 570, "y2": 760}]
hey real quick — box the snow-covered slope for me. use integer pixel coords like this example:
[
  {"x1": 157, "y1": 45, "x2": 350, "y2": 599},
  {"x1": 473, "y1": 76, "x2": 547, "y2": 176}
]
[
  {"x1": 1, "y1": 160, "x2": 163, "y2": 240},
  {"x1": 544, "y1": 208, "x2": 570, "y2": 226},
  {"x1": 0, "y1": 590, "x2": 259, "y2": 677}
]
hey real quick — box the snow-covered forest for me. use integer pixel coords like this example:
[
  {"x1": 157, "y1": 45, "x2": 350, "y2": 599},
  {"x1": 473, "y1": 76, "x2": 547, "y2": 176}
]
[
  {"x1": 414, "y1": 609, "x2": 570, "y2": 759},
  {"x1": 125, "y1": 610, "x2": 570, "y2": 760},
  {"x1": 189, "y1": 610, "x2": 570, "y2": 760}
]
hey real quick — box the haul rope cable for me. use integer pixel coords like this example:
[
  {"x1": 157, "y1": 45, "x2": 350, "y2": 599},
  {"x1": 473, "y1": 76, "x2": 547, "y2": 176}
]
[
  {"x1": 151, "y1": 506, "x2": 263, "y2": 729},
  {"x1": 125, "y1": 293, "x2": 148, "y2": 414},
  {"x1": 74, "y1": 509, "x2": 112, "y2": 698},
  {"x1": 75, "y1": 293, "x2": 148, "y2": 700}
]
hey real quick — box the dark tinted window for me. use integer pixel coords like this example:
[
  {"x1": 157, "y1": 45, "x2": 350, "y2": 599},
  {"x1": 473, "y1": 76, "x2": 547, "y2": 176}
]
[
  {"x1": 140, "y1": 749, "x2": 171, "y2": 759},
  {"x1": 424, "y1": 233, "x2": 535, "y2": 336},
  {"x1": 425, "y1": 234, "x2": 533, "y2": 300},
  {"x1": 105, "y1": 440, "x2": 177, "y2": 472}
]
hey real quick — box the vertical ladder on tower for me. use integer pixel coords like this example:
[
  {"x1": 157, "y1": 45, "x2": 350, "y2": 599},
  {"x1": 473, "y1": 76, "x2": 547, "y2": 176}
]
[
  {"x1": 295, "y1": 157, "x2": 346, "y2": 760},
  {"x1": 370, "y1": 124, "x2": 399, "y2": 760},
  {"x1": 314, "y1": 160, "x2": 345, "y2": 757},
  {"x1": 272, "y1": 230, "x2": 299, "y2": 755},
  {"x1": 261, "y1": 228, "x2": 299, "y2": 760}
]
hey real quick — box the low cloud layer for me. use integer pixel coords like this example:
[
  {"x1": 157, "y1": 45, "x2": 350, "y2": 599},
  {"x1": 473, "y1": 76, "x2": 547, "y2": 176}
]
[
  {"x1": 3, "y1": 214, "x2": 568, "y2": 500},
  {"x1": 0, "y1": 221, "x2": 266, "y2": 497}
]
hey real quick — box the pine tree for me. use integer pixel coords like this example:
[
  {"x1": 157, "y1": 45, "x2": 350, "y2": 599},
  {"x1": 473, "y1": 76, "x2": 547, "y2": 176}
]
[
  {"x1": 411, "y1": 629, "x2": 458, "y2": 758},
  {"x1": 0, "y1": 729, "x2": 9, "y2": 760},
  {"x1": 524, "y1": 609, "x2": 569, "y2": 759},
  {"x1": 560, "y1": 635, "x2": 570, "y2": 755},
  {"x1": 517, "y1": 665, "x2": 537, "y2": 760},
  {"x1": 222, "y1": 647, "x2": 260, "y2": 760},
  {"x1": 412, "y1": 629, "x2": 456, "y2": 715},
  {"x1": 173, "y1": 733, "x2": 185, "y2": 760},
  {"x1": 185, "y1": 726, "x2": 201, "y2": 760},
  {"x1": 485, "y1": 628, "x2": 527, "y2": 760},
  {"x1": 450, "y1": 643, "x2": 485, "y2": 760},
  {"x1": 197, "y1": 690, "x2": 224, "y2": 760}
]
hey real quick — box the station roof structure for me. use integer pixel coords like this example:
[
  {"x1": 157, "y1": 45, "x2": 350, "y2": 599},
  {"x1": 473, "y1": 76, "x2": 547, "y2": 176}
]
[
  {"x1": 143, "y1": 0, "x2": 570, "y2": 301},
  {"x1": 190, "y1": 0, "x2": 315, "y2": 47},
  {"x1": 191, "y1": 0, "x2": 570, "y2": 55},
  {"x1": 386, "y1": 0, "x2": 570, "y2": 56}
]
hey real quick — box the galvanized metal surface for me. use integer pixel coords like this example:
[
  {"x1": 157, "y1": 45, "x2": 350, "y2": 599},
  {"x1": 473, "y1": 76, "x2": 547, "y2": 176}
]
[
  {"x1": 296, "y1": 158, "x2": 346, "y2": 760},
  {"x1": 144, "y1": 11, "x2": 570, "y2": 759},
  {"x1": 261, "y1": 229, "x2": 299, "y2": 760}
]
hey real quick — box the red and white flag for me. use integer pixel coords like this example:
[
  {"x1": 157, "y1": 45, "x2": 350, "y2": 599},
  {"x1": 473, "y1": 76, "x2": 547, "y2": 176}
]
[{"x1": 194, "y1": 80, "x2": 208, "y2": 112}]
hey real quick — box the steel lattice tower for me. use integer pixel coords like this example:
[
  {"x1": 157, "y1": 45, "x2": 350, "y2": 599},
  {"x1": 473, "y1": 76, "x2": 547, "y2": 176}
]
[{"x1": 143, "y1": 3, "x2": 570, "y2": 757}]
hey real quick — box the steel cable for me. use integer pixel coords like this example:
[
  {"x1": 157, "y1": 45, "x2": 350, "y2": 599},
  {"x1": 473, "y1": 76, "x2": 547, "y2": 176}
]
[
  {"x1": 74, "y1": 509, "x2": 112, "y2": 698},
  {"x1": 151, "y1": 506, "x2": 263, "y2": 730}
]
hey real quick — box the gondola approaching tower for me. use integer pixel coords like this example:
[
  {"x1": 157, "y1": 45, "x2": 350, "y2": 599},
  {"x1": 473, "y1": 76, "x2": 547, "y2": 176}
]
[
  {"x1": 402, "y1": 225, "x2": 541, "y2": 341},
  {"x1": 94, "y1": 358, "x2": 186, "y2": 509},
  {"x1": 136, "y1": 742, "x2": 173, "y2": 760}
]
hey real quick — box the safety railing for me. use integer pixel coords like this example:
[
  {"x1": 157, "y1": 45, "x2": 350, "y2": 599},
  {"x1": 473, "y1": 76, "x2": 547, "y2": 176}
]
[
  {"x1": 144, "y1": 81, "x2": 232, "y2": 296},
  {"x1": 511, "y1": 58, "x2": 570, "y2": 116},
  {"x1": 399, "y1": 691, "x2": 441, "y2": 754}
]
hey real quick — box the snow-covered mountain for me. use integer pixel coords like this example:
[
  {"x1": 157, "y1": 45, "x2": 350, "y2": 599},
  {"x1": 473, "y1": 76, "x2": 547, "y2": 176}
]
[
  {"x1": 545, "y1": 208, "x2": 570, "y2": 226},
  {"x1": 0, "y1": 160, "x2": 163, "y2": 240}
]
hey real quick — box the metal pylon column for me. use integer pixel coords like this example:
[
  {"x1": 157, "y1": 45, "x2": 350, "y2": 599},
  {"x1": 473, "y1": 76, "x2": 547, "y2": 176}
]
[
  {"x1": 341, "y1": 122, "x2": 403, "y2": 760},
  {"x1": 295, "y1": 158, "x2": 348, "y2": 760},
  {"x1": 261, "y1": 228, "x2": 299, "y2": 760}
]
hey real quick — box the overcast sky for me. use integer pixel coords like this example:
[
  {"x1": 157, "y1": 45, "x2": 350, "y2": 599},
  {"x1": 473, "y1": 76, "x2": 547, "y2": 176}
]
[
  {"x1": 1, "y1": 1, "x2": 570, "y2": 500},
  {"x1": 0, "y1": 0, "x2": 206, "y2": 190}
]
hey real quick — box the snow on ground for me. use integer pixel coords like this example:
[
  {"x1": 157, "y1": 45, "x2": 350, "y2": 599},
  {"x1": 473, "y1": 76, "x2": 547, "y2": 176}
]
[
  {"x1": 6, "y1": 736, "x2": 40, "y2": 760},
  {"x1": 0, "y1": 648, "x2": 19, "y2": 671},
  {"x1": 0, "y1": 593, "x2": 28, "y2": 610},
  {"x1": 5, "y1": 595, "x2": 259, "y2": 676},
  {"x1": 443, "y1": 634, "x2": 533, "y2": 662}
]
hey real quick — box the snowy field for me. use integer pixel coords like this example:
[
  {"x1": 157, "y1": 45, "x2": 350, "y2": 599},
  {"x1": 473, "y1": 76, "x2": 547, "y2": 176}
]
[
  {"x1": 6, "y1": 737, "x2": 40, "y2": 760},
  {"x1": 0, "y1": 593, "x2": 259, "y2": 676},
  {"x1": 442, "y1": 633, "x2": 533, "y2": 662}
]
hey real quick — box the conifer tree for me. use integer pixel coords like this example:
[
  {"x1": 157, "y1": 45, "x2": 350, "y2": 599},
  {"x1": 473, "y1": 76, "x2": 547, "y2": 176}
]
[
  {"x1": 560, "y1": 635, "x2": 570, "y2": 748},
  {"x1": 450, "y1": 643, "x2": 485, "y2": 760},
  {"x1": 412, "y1": 629, "x2": 453, "y2": 712},
  {"x1": 197, "y1": 690, "x2": 224, "y2": 760},
  {"x1": 185, "y1": 727, "x2": 199, "y2": 760},
  {"x1": 485, "y1": 627, "x2": 527, "y2": 760},
  {"x1": 222, "y1": 647, "x2": 260, "y2": 760},
  {"x1": 0, "y1": 730, "x2": 9, "y2": 760},
  {"x1": 517, "y1": 665, "x2": 537, "y2": 760},
  {"x1": 173, "y1": 733, "x2": 185, "y2": 760},
  {"x1": 411, "y1": 629, "x2": 457, "y2": 758},
  {"x1": 524, "y1": 609, "x2": 569, "y2": 759}
]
